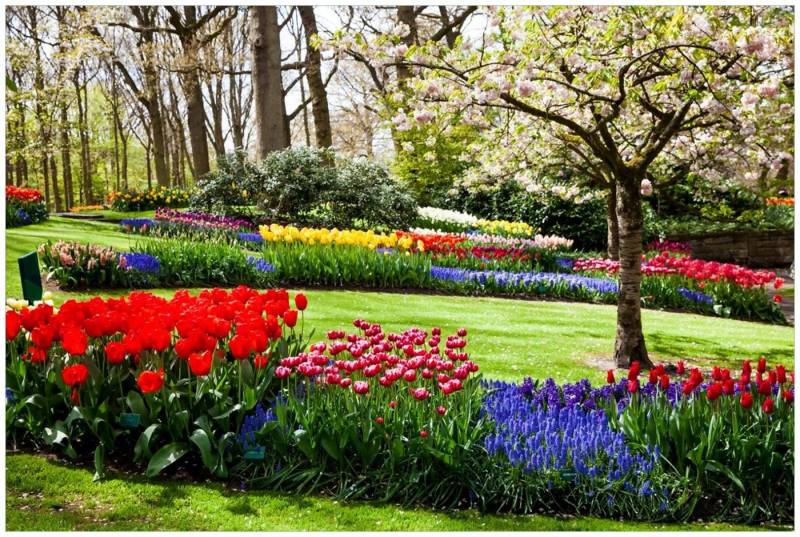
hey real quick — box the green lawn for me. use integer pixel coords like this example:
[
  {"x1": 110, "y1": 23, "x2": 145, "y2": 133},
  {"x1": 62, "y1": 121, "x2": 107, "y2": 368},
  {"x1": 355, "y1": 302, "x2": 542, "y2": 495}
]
[
  {"x1": 6, "y1": 454, "x2": 784, "y2": 531},
  {"x1": 5, "y1": 217, "x2": 795, "y2": 530}
]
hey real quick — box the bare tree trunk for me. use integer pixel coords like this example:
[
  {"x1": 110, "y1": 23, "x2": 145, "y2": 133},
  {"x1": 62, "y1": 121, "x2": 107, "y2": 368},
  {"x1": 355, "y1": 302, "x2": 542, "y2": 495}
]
[
  {"x1": 299, "y1": 6, "x2": 332, "y2": 148},
  {"x1": 73, "y1": 67, "x2": 93, "y2": 204},
  {"x1": 120, "y1": 128, "x2": 129, "y2": 190},
  {"x1": 251, "y1": 6, "x2": 289, "y2": 159},
  {"x1": 395, "y1": 7, "x2": 418, "y2": 83},
  {"x1": 606, "y1": 181, "x2": 619, "y2": 260},
  {"x1": 613, "y1": 175, "x2": 651, "y2": 368},
  {"x1": 50, "y1": 156, "x2": 61, "y2": 212},
  {"x1": 144, "y1": 60, "x2": 169, "y2": 186},
  {"x1": 59, "y1": 106, "x2": 73, "y2": 209},
  {"x1": 41, "y1": 157, "x2": 51, "y2": 209}
]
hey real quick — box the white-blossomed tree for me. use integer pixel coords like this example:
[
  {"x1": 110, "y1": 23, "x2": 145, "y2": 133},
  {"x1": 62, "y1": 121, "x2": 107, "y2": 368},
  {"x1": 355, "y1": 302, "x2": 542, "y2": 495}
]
[{"x1": 338, "y1": 6, "x2": 794, "y2": 367}]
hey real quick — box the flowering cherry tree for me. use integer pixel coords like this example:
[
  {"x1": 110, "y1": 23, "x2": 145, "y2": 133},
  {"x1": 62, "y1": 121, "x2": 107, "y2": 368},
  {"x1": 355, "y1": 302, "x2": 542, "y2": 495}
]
[{"x1": 344, "y1": 6, "x2": 794, "y2": 366}]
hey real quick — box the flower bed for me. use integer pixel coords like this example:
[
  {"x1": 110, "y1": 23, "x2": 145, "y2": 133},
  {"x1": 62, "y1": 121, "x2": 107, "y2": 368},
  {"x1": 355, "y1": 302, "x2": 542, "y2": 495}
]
[
  {"x1": 414, "y1": 207, "x2": 536, "y2": 237},
  {"x1": 6, "y1": 186, "x2": 48, "y2": 228},
  {"x1": 259, "y1": 223, "x2": 416, "y2": 251},
  {"x1": 68, "y1": 204, "x2": 106, "y2": 214},
  {"x1": 108, "y1": 187, "x2": 191, "y2": 211},
  {"x1": 39, "y1": 239, "x2": 271, "y2": 290},
  {"x1": 573, "y1": 253, "x2": 785, "y2": 323},
  {"x1": 7, "y1": 293, "x2": 792, "y2": 522},
  {"x1": 6, "y1": 287, "x2": 309, "y2": 480}
]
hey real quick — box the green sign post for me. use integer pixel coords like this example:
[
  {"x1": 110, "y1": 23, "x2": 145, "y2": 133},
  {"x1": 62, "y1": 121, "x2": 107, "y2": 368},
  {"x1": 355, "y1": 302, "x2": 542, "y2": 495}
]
[{"x1": 18, "y1": 251, "x2": 43, "y2": 304}]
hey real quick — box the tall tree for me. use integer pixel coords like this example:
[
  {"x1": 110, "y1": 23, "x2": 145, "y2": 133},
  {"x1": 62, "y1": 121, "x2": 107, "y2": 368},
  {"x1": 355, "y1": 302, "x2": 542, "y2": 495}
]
[
  {"x1": 250, "y1": 6, "x2": 289, "y2": 159},
  {"x1": 298, "y1": 7, "x2": 332, "y2": 147},
  {"x1": 374, "y1": 6, "x2": 793, "y2": 366}
]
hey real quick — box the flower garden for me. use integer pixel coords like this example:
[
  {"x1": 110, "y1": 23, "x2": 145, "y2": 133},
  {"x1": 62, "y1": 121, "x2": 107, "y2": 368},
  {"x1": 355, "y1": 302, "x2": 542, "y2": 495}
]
[
  {"x1": 4, "y1": 5, "x2": 796, "y2": 532},
  {"x1": 5, "y1": 183, "x2": 795, "y2": 530}
]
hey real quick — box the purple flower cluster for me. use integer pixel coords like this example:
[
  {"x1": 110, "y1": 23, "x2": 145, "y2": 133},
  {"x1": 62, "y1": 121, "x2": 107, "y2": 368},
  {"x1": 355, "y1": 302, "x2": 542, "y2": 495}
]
[
  {"x1": 238, "y1": 403, "x2": 277, "y2": 450},
  {"x1": 247, "y1": 256, "x2": 275, "y2": 273},
  {"x1": 155, "y1": 207, "x2": 255, "y2": 231},
  {"x1": 431, "y1": 266, "x2": 619, "y2": 295},
  {"x1": 118, "y1": 252, "x2": 160, "y2": 274},
  {"x1": 482, "y1": 379, "x2": 660, "y2": 487},
  {"x1": 120, "y1": 218, "x2": 156, "y2": 229},
  {"x1": 239, "y1": 232, "x2": 264, "y2": 245},
  {"x1": 678, "y1": 287, "x2": 714, "y2": 305}
]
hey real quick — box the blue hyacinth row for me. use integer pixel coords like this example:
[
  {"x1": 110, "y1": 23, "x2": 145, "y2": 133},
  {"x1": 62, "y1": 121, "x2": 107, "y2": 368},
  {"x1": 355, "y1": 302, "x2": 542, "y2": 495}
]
[{"x1": 430, "y1": 265, "x2": 619, "y2": 295}]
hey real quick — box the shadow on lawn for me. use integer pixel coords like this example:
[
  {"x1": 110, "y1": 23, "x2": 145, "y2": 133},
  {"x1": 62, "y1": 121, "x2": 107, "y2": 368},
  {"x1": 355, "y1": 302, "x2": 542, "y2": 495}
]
[{"x1": 646, "y1": 331, "x2": 792, "y2": 363}]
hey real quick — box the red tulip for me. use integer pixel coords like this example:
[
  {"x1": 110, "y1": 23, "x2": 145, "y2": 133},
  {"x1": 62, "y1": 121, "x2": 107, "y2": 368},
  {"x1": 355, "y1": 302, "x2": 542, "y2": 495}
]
[
  {"x1": 31, "y1": 325, "x2": 55, "y2": 351},
  {"x1": 758, "y1": 380, "x2": 772, "y2": 396},
  {"x1": 774, "y1": 295, "x2": 783, "y2": 303},
  {"x1": 283, "y1": 310, "x2": 298, "y2": 328},
  {"x1": 6, "y1": 311, "x2": 22, "y2": 341},
  {"x1": 25, "y1": 347, "x2": 47, "y2": 364},
  {"x1": 606, "y1": 369, "x2": 615, "y2": 384},
  {"x1": 457, "y1": 328, "x2": 467, "y2": 337},
  {"x1": 740, "y1": 392, "x2": 753, "y2": 409},
  {"x1": 648, "y1": 369, "x2": 659, "y2": 384},
  {"x1": 762, "y1": 397, "x2": 775, "y2": 414},
  {"x1": 229, "y1": 334, "x2": 252, "y2": 360},
  {"x1": 722, "y1": 379, "x2": 735, "y2": 395},
  {"x1": 436, "y1": 405, "x2": 446, "y2": 416},
  {"x1": 294, "y1": 293, "x2": 308, "y2": 311},
  {"x1": 757, "y1": 357, "x2": 767, "y2": 374},
  {"x1": 353, "y1": 381, "x2": 369, "y2": 395},
  {"x1": 61, "y1": 327, "x2": 88, "y2": 356},
  {"x1": 375, "y1": 416, "x2": 384, "y2": 425},
  {"x1": 137, "y1": 369, "x2": 165, "y2": 394},
  {"x1": 388, "y1": 400, "x2": 397, "y2": 409},
  {"x1": 742, "y1": 360, "x2": 752, "y2": 376},
  {"x1": 776, "y1": 365, "x2": 787, "y2": 384},
  {"x1": 782, "y1": 389, "x2": 794, "y2": 404},
  {"x1": 627, "y1": 380, "x2": 639, "y2": 394},
  {"x1": 403, "y1": 369, "x2": 417, "y2": 382},
  {"x1": 676, "y1": 360, "x2": 685, "y2": 375},
  {"x1": 706, "y1": 382, "x2": 723, "y2": 401},
  {"x1": 189, "y1": 351, "x2": 213, "y2": 376},
  {"x1": 253, "y1": 353, "x2": 270, "y2": 369},
  {"x1": 419, "y1": 430, "x2": 429, "y2": 438},
  {"x1": 659, "y1": 375, "x2": 670, "y2": 390},
  {"x1": 104, "y1": 341, "x2": 127, "y2": 365},
  {"x1": 62, "y1": 364, "x2": 89, "y2": 387}
]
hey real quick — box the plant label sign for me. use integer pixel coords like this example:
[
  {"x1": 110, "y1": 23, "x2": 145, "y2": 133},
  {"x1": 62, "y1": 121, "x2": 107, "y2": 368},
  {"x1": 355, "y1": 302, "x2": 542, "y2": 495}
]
[
  {"x1": 119, "y1": 413, "x2": 141, "y2": 428},
  {"x1": 243, "y1": 446, "x2": 266, "y2": 460}
]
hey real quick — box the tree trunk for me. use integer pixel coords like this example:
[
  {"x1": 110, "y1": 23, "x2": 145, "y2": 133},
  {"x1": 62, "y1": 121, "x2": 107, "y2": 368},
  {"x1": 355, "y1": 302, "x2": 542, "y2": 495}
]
[
  {"x1": 395, "y1": 7, "x2": 418, "y2": 83},
  {"x1": 60, "y1": 105, "x2": 74, "y2": 209},
  {"x1": 606, "y1": 181, "x2": 620, "y2": 260},
  {"x1": 50, "y1": 156, "x2": 61, "y2": 213},
  {"x1": 251, "y1": 6, "x2": 289, "y2": 160},
  {"x1": 121, "y1": 130, "x2": 129, "y2": 190},
  {"x1": 41, "y1": 157, "x2": 51, "y2": 210},
  {"x1": 613, "y1": 175, "x2": 651, "y2": 368},
  {"x1": 144, "y1": 64, "x2": 169, "y2": 186},
  {"x1": 299, "y1": 6, "x2": 333, "y2": 148},
  {"x1": 74, "y1": 69, "x2": 93, "y2": 204},
  {"x1": 175, "y1": 6, "x2": 211, "y2": 178}
]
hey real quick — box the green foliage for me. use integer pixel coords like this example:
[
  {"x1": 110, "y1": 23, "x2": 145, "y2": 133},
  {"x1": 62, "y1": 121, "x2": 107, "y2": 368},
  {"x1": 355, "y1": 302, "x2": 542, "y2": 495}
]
[
  {"x1": 189, "y1": 150, "x2": 260, "y2": 215},
  {"x1": 262, "y1": 243, "x2": 432, "y2": 289},
  {"x1": 255, "y1": 147, "x2": 338, "y2": 219},
  {"x1": 613, "y1": 390, "x2": 794, "y2": 522},
  {"x1": 320, "y1": 158, "x2": 417, "y2": 230},
  {"x1": 242, "y1": 373, "x2": 490, "y2": 507},
  {"x1": 392, "y1": 123, "x2": 479, "y2": 206}
]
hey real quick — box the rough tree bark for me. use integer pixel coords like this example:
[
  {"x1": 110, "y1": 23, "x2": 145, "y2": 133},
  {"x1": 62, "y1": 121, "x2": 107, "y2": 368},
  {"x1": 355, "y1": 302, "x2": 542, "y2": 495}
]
[
  {"x1": 606, "y1": 181, "x2": 620, "y2": 260},
  {"x1": 251, "y1": 6, "x2": 289, "y2": 159},
  {"x1": 59, "y1": 105, "x2": 74, "y2": 209},
  {"x1": 613, "y1": 175, "x2": 651, "y2": 368},
  {"x1": 73, "y1": 66, "x2": 93, "y2": 204},
  {"x1": 298, "y1": 7, "x2": 332, "y2": 148}
]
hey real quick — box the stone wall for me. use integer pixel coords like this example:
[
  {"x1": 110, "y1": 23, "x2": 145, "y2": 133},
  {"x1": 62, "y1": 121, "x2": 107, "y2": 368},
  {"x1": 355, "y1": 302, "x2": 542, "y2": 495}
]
[{"x1": 666, "y1": 230, "x2": 793, "y2": 268}]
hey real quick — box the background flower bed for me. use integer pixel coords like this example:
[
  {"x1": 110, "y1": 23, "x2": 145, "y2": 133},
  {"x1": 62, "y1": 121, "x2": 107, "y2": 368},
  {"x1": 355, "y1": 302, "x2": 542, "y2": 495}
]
[
  {"x1": 108, "y1": 187, "x2": 192, "y2": 212},
  {"x1": 6, "y1": 186, "x2": 48, "y2": 228},
  {"x1": 6, "y1": 290, "x2": 793, "y2": 523}
]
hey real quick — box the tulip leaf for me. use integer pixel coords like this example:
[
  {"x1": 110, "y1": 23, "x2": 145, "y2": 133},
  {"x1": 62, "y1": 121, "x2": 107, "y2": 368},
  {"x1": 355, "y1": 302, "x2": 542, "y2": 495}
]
[
  {"x1": 189, "y1": 429, "x2": 216, "y2": 471},
  {"x1": 134, "y1": 424, "x2": 160, "y2": 462},
  {"x1": 93, "y1": 444, "x2": 106, "y2": 482},
  {"x1": 146, "y1": 442, "x2": 188, "y2": 478}
]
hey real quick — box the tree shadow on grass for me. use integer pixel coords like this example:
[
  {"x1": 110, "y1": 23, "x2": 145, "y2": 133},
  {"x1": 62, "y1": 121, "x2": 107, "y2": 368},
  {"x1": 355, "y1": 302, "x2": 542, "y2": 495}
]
[{"x1": 645, "y1": 331, "x2": 793, "y2": 363}]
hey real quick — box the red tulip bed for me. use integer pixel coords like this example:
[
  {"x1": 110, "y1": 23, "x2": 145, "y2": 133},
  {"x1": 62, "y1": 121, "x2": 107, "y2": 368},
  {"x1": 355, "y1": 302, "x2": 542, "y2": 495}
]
[
  {"x1": 573, "y1": 252, "x2": 786, "y2": 324},
  {"x1": 5, "y1": 286, "x2": 793, "y2": 523}
]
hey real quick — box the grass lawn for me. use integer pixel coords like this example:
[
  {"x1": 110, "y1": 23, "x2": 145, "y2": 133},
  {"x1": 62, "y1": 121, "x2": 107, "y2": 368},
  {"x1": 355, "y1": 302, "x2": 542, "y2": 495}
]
[
  {"x1": 5, "y1": 454, "x2": 784, "y2": 531},
  {"x1": 5, "y1": 217, "x2": 795, "y2": 530}
]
